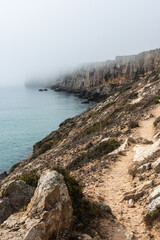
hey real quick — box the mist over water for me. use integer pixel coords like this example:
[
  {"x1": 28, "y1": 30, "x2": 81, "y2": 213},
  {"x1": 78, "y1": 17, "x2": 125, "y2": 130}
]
[
  {"x1": 0, "y1": 0, "x2": 160, "y2": 87},
  {"x1": 0, "y1": 86, "x2": 94, "y2": 173}
]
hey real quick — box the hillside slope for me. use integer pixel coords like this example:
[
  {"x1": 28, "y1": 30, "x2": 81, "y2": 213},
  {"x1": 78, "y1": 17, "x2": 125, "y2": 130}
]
[{"x1": 1, "y1": 51, "x2": 160, "y2": 239}]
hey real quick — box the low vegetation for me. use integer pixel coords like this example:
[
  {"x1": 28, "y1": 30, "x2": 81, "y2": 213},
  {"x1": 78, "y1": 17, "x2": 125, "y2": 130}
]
[
  {"x1": 15, "y1": 171, "x2": 40, "y2": 187},
  {"x1": 57, "y1": 169, "x2": 99, "y2": 225},
  {"x1": 130, "y1": 121, "x2": 139, "y2": 128},
  {"x1": 153, "y1": 116, "x2": 160, "y2": 127},
  {"x1": 154, "y1": 95, "x2": 160, "y2": 104},
  {"x1": 144, "y1": 210, "x2": 160, "y2": 226},
  {"x1": 84, "y1": 118, "x2": 112, "y2": 135},
  {"x1": 68, "y1": 138, "x2": 120, "y2": 170}
]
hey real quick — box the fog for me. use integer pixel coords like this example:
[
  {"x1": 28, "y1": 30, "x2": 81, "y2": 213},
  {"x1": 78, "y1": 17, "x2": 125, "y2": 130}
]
[{"x1": 0, "y1": 0, "x2": 160, "y2": 87}]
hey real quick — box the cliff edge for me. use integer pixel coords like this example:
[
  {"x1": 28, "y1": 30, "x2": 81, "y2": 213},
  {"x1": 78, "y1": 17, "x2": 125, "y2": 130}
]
[{"x1": 52, "y1": 48, "x2": 160, "y2": 101}]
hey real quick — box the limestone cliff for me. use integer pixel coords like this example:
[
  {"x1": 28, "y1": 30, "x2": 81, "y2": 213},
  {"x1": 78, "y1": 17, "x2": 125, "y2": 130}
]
[{"x1": 52, "y1": 48, "x2": 160, "y2": 100}]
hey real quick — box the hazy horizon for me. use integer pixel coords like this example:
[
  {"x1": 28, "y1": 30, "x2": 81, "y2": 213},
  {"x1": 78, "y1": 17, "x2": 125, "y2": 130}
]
[{"x1": 0, "y1": 0, "x2": 160, "y2": 87}]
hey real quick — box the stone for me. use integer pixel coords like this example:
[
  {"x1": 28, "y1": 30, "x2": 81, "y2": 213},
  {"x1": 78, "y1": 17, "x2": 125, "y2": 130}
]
[
  {"x1": 0, "y1": 180, "x2": 35, "y2": 224},
  {"x1": 128, "y1": 136, "x2": 152, "y2": 145},
  {"x1": 0, "y1": 170, "x2": 73, "y2": 240},
  {"x1": 123, "y1": 181, "x2": 153, "y2": 201},
  {"x1": 128, "y1": 199, "x2": 134, "y2": 208},
  {"x1": 146, "y1": 196, "x2": 160, "y2": 214},
  {"x1": 125, "y1": 230, "x2": 134, "y2": 240},
  {"x1": 147, "y1": 185, "x2": 160, "y2": 202},
  {"x1": 153, "y1": 132, "x2": 160, "y2": 139},
  {"x1": 152, "y1": 157, "x2": 160, "y2": 173},
  {"x1": 137, "y1": 163, "x2": 151, "y2": 173},
  {"x1": 108, "y1": 138, "x2": 128, "y2": 155},
  {"x1": 144, "y1": 114, "x2": 154, "y2": 120},
  {"x1": 81, "y1": 234, "x2": 92, "y2": 240},
  {"x1": 133, "y1": 139, "x2": 160, "y2": 164}
]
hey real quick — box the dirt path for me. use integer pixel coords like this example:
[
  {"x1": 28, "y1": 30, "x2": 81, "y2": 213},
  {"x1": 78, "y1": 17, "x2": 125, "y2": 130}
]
[{"x1": 99, "y1": 106, "x2": 160, "y2": 240}]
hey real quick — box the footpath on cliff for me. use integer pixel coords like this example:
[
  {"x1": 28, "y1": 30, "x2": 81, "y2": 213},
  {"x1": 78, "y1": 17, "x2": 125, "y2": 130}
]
[{"x1": 93, "y1": 105, "x2": 160, "y2": 240}]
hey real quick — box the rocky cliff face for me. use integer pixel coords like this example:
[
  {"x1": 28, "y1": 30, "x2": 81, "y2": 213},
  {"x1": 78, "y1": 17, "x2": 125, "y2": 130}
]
[{"x1": 52, "y1": 48, "x2": 160, "y2": 100}]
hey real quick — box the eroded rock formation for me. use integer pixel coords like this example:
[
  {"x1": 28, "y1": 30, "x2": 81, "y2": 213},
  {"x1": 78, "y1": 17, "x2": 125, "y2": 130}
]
[{"x1": 52, "y1": 48, "x2": 160, "y2": 101}]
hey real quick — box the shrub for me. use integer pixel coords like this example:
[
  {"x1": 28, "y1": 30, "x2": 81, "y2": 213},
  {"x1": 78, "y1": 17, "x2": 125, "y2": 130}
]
[
  {"x1": 15, "y1": 171, "x2": 40, "y2": 187},
  {"x1": 153, "y1": 116, "x2": 160, "y2": 127},
  {"x1": 144, "y1": 210, "x2": 160, "y2": 226},
  {"x1": 130, "y1": 121, "x2": 139, "y2": 128},
  {"x1": 154, "y1": 95, "x2": 160, "y2": 104},
  {"x1": 68, "y1": 138, "x2": 120, "y2": 170},
  {"x1": 84, "y1": 119, "x2": 112, "y2": 135},
  {"x1": 57, "y1": 169, "x2": 99, "y2": 225}
]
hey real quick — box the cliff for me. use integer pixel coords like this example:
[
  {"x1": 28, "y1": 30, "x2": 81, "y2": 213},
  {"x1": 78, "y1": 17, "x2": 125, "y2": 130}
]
[
  {"x1": 1, "y1": 48, "x2": 160, "y2": 239},
  {"x1": 52, "y1": 48, "x2": 160, "y2": 101}
]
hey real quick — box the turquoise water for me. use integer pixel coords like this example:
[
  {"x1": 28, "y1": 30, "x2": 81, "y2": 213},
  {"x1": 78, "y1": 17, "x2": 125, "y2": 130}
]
[{"x1": 0, "y1": 87, "x2": 94, "y2": 173}]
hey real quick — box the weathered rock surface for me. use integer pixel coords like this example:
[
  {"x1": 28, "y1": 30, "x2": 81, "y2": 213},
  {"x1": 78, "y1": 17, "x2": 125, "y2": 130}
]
[
  {"x1": 133, "y1": 139, "x2": 160, "y2": 164},
  {"x1": 52, "y1": 49, "x2": 160, "y2": 100},
  {"x1": 123, "y1": 180, "x2": 153, "y2": 201},
  {"x1": 0, "y1": 180, "x2": 34, "y2": 224},
  {"x1": 0, "y1": 170, "x2": 73, "y2": 240},
  {"x1": 146, "y1": 196, "x2": 160, "y2": 214},
  {"x1": 147, "y1": 185, "x2": 160, "y2": 202}
]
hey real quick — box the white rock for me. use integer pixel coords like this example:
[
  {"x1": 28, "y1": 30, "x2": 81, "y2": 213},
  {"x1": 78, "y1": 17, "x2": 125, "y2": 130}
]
[
  {"x1": 137, "y1": 163, "x2": 151, "y2": 173},
  {"x1": 0, "y1": 170, "x2": 73, "y2": 240},
  {"x1": 144, "y1": 114, "x2": 154, "y2": 120},
  {"x1": 153, "y1": 132, "x2": 160, "y2": 139},
  {"x1": 133, "y1": 139, "x2": 160, "y2": 163},
  {"x1": 147, "y1": 185, "x2": 160, "y2": 202},
  {"x1": 108, "y1": 138, "x2": 128, "y2": 155},
  {"x1": 146, "y1": 196, "x2": 160, "y2": 213}
]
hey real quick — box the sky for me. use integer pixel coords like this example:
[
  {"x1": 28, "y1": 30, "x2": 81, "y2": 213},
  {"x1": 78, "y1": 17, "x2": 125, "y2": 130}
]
[{"x1": 0, "y1": 0, "x2": 160, "y2": 86}]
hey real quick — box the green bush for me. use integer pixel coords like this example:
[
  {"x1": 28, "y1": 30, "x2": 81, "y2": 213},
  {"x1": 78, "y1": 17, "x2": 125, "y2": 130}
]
[
  {"x1": 15, "y1": 171, "x2": 40, "y2": 187},
  {"x1": 154, "y1": 95, "x2": 160, "y2": 104},
  {"x1": 84, "y1": 119, "x2": 112, "y2": 135},
  {"x1": 144, "y1": 210, "x2": 160, "y2": 226},
  {"x1": 68, "y1": 138, "x2": 120, "y2": 170},
  {"x1": 58, "y1": 169, "x2": 98, "y2": 225}
]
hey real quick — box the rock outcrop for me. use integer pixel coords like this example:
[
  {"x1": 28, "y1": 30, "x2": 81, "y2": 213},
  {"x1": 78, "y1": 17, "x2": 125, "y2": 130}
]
[
  {"x1": 52, "y1": 48, "x2": 160, "y2": 101},
  {"x1": 0, "y1": 170, "x2": 73, "y2": 240},
  {"x1": 0, "y1": 180, "x2": 34, "y2": 224}
]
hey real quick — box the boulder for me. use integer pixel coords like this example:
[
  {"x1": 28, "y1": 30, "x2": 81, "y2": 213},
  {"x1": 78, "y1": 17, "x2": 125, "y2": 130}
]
[
  {"x1": 146, "y1": 196, "x2": 160, "y2": 214},
  {"x1": 137, "y1": 163, "x2": 151, "y2": 173},
  {"x1": 144, "y1": 114, "x2": 154, "y2": 120},
  {"x1": 0, "y1": 180, "x2": 35, "y2": 224},
  {"x1": 147, "y1": 185, "x2": 160, "y2": 202},
  {"x1": 0, "y1": 170, "x2": 73, "y2": 240},
  {"x1": 109, "y1": 138, "x2": 128, "y2": 155},
  {"x1": 133, "y1": 139, "x2": 160, "y2": 164}
]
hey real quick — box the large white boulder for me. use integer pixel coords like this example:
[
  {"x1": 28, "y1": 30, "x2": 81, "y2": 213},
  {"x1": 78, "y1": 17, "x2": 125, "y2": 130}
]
[{"x1": 0, "y1": 170, "x2": 73, "y2": 240}]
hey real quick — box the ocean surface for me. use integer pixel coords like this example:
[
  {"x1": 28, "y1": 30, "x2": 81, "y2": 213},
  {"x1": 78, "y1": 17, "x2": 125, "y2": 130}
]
[{"x1": 0, "y1": 86, "x2": 94, "y2": 173}]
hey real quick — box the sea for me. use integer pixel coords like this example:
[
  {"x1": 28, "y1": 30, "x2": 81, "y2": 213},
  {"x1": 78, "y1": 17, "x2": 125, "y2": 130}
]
[{"x1": 0, "y1": 86, "x2": 94, "y2": 173}]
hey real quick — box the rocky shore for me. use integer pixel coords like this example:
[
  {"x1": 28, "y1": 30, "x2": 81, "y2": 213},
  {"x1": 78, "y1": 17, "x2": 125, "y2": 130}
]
[{"x1": 1, "y1": 48, "x2": 160, "y2": 239}]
